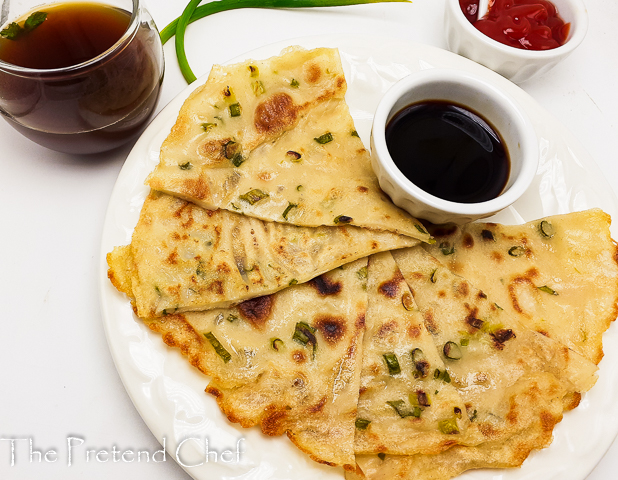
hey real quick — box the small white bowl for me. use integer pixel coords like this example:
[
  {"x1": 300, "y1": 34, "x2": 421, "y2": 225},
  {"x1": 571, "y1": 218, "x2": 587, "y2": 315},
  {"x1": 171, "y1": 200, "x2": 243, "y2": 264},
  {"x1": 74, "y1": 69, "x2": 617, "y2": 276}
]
[
  {"x1": 370, "y1": 68, "x2": 538, "y2": 225},
  {"x1": 444, "y1": 0, "x2": 588, "y2": 84}
]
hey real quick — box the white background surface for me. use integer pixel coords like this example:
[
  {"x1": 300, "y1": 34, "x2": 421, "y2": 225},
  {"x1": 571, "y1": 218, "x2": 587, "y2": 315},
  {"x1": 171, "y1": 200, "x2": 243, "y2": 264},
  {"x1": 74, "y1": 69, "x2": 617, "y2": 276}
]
[{"x1": 1, "y1": 1, "x2": 617, "y2": 479}]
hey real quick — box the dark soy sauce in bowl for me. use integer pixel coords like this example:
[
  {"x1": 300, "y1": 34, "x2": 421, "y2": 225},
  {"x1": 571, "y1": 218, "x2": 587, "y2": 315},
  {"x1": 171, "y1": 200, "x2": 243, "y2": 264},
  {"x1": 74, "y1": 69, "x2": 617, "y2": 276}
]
[{"x1": 385, "y1": 101, "x2": 510, "y2": 204}]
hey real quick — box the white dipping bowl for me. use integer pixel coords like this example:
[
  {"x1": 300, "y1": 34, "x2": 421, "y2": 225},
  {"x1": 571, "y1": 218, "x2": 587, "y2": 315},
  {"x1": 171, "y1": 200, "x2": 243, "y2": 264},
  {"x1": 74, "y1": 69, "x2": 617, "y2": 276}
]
[
  {"x1": 370, "y1": 68, "x2": 538, "y2": 225},
  {"x1": 444, "y1": 0, "x2": 588, "y2": 84}
]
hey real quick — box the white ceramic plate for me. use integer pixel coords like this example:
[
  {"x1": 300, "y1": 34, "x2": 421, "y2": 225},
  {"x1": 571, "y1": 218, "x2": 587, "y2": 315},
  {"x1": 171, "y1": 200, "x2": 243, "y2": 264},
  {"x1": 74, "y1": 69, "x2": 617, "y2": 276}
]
[{"x1": 99, "y1": 34, "x2": 618, "y2": 480}]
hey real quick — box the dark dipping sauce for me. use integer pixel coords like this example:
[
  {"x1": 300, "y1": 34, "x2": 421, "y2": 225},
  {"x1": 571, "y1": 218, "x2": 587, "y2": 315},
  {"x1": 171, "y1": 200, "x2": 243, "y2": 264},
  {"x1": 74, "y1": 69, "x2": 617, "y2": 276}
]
[
  {"x1": 0, "y1": 2, "x2": 163, "y2": 154},
  {"x1": 385, "y1": 101, "x2": 510, "y2": 204}
]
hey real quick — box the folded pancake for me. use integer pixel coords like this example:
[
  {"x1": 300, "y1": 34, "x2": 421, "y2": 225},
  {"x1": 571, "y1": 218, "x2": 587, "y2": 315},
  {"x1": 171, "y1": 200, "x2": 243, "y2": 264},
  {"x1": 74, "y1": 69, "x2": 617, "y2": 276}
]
[
  {"x1": 348, "y1": 372, "x2": 567, "y2": 480},
  {"x1": 140, "y1": 258, "x2": 369, "y2": 470},
  {"x1": 422, "y1": 209, "x2": 618, "y2": 364},
  {"x1": 354, "y1": 252, "x2": 470, "y2": 456},
  {"x1": 107, "y1": 191, "x2": 417, "y2": 317},
  {"x1": 146, "y1": 46, "x2": 431, "y2": 242},
  {"x1": 351, "y1": 246, "x2": 599, "y2": 479}
]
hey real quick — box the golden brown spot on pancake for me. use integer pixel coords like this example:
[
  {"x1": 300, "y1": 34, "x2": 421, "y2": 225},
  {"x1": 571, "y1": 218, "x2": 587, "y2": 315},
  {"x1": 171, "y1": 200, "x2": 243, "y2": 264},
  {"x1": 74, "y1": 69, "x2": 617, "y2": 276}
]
[
  {"x1": 357, "y1": 186, "x2": 369, "y2": 193},
  {"x1": 464, "y1": 306, "x2": 484, "y2": 331},
  {"x1": 171, "y1": 232, "x2": 181, "y2": 241},
  {"x1": 173, "y1": 201, "x2": 196, "y2": 229},
  {"x1": 377, "y1": 320, "x2": 398, "y2": 338},
  {"x1": 356, "y1": 313, "x2": 366, "y2": 331},
  {"x1": 479, "y1": 422, "x2": 499, "y2": 439},
  {"x1": 216, "y1": 262, "x2": 232, "y2": 274},
  {"x1": 508, "y1": 276, "x2": 535, "y2": 315},
  {"x1": 205, "y1": 386, "x2": 222, "y2": 398},
  {"x1": 314, "y1": 315, "x2": 346, "y2": 345},
  {"x1": 206, "y1": 280, "x2": 224, "y2": 296},
  {"x1": 336, "y1": 76, "x2": 345, "y2": 89},
  {"x1": 305, "y1": 63, "x2": 322, "y2": 83},
  {"x1": 462, "y1": 233, "x2": 474, "y2": 248},
  {"x1": 477, "y1": 291, "x2": 487, "y2": 300},
  {"x1": 308, "y1": 396, "x2": 327, "y2": 414},
  {"x1": 359, "y1": 386, "x2": 368, "y2": 395},
  {"x1": 440, "y1": 440, "x2": 458, "y2": 450},
  {"x1": 438, "y1": 290, "x2": 446, "y2": 298},
  {"x1": 452, "y1": 261, "x2": 464, "y2": 273},
  {"x1": 238, "y1": 295, "x2": 273, "y2": 328},
  {"x1": 423, "y1": 309, "x2": 438, "y2": 334},
  {"x1": 371, "y1": 241, "x2": 379, "y2": 250},
  {"x1": 258, "y1": 171, "x2": 274, "y2": 182},
  {"x1": 254, "y1": 93, "x2": 298, "y2": 134},
  {"x1": 292, "y1": 350, "x2": 307, "y2": 364},
  {"x1": 262, "y1": 407, "x2": 287, "y2": 436},
  {"x1": 410, "y1": 272, "x2": 424, "y2": 280},
  {"x1": 408, "y1": 325, "x2": 421, "y2": 339},
  {"x1": 540, "y1": 411, "x2": 558, "y2": 433},
  {"x1": 378, "y1": 271, "x2": 404, "y2": 298},
  {"x1": 490, "y1": 328, "x2": 516, "y2": 349},
  {"x1": 456, "y1": 281, "x2": 470, "y2": 297},
  {"x1": 536, "y1": 329, "x2": 549, "y2": 337},
  {"x1": 166, "y1": 250, "x2": 179, "y2": 265},
  {"x1": 292, "y1": 376, "x2": 305, "y2": 389},
  {"x1": 525, "y1": 267, "x2": 540, "y2": 279},
  {"x1": 182, "y1": 176, "x2": 210, "y2": 202},
  {"x1": 563, "y1": 392, "x2": 582, "y2": 411},
  {"x1": 491, "y1": 251, "x2": 504, "y2": 262},
  {"x1": 310, "y1": 275, "x2": 342, "y2": 296}
]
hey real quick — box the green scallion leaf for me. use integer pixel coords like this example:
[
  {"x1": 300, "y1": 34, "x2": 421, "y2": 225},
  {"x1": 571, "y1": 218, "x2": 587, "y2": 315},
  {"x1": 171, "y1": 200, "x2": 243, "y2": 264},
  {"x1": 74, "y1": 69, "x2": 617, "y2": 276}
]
[
  {"x1": 239, "y1": 189, "x2": 269, "y2": 205},
  {"x1": 355, "y1": 418, "x2": 371, "y2": 430},
  {"x1": 538, "y1": 285, "x2": 558, "y2": 295},
  {"x1": 383, "y1": 353, "x2": 401, "y2": 375},
  {"x1": 314, "y1": 132, "x2": 333, "y2": 144},
  {"x1": 204, "y1": 332, "x2": 232, "y2": 363},
  {"x1": 160, "y1": 0, "x2": 411, "y2": 84},
  {"x1": 282, "y1": 202, "x2": 297, "y2": 220},
  {"x1": 229, "y1": 102, "x2": 242, "y2": 117},
  {"x1": 179, "y1": 162, "x2": 192, "y2": 170}
]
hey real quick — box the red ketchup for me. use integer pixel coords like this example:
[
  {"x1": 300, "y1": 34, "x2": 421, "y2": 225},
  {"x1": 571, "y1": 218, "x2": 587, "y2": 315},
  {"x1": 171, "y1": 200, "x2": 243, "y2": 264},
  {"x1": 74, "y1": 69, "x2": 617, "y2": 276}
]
[{"x1": 459, "y1": 0, "x2": 570, "y2": 50}]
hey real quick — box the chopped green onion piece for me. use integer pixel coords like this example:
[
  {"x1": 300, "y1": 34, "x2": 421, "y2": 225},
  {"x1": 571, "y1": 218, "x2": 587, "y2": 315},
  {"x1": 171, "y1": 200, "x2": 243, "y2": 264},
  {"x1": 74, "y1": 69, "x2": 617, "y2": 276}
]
[
  {"x1": 508, "y1": 246, "x2": 525, "y2": 257},
  {"x1": 443, "y1": 341, "x2": 462, "y2": 360},
  {"x1": 387, "y1": 400, "x2": 421, "y2": 418},
  {"x1": 430, "y1": 269, "x2": 438, "y2": 283},
  {"x1": 383, "y1": 353, "x2": 401, "y2": 375},
  {"x1": 315, "y1": 132, "x2": 333, "y2": 144},
  {"x1": 231, "y1": 153, "x2": 245, "y2": 167},
  {"x1": 239, "y1": 189, "x2": 269, "y2": 205},
  {"x1": 355, "y1": 418, "x2": 371, "y2": 430},
  {"x1": 248, "y1": 65, "x2": 259, "y2": 76},
  {"x1": 378, "y1": 453, "x2": 386, "y2": 461},
  {"x1": 290, "y1": 78, "x2": 300, "y2": 87},
  {"x1": 410, "y1": 391, "x2": 431, "y2": 407},
  {"x1": 271, "y1": 338, "x2": 284, "y2": 351},
  {"x1": 223, "y1": 140, "x2": 241, "y2": 159},
  {"x1": 334, "y1": 215, "x2": 353, "y2": 224},
  {"x1": 204, "y1": 332, "x2": 232, "y2": 363},
  {"x1": 539, "y1": 220, "x2": 555, "y2": 238},
  {"x1": 179, "y1": 162, "x2": 192, "y2": 170},
  {"x1": 356, "y1": 266, "x2": 368, "y2": 280},
  {"x1": 538, "y1": 285, "x2": 558, "y2": 295},
  {"x1": 202, "y1": 122, "x2": 217, "y2": 132},
  {"x1": 229, "y1": 102, "x2": 242, "y2": 117},
  {"x1": 292, "y1": 322, "x2": 317, "y2": 358},
  {"x1": 289, "y1": 279, "x2": 298, "y2": 286},
  {"x1": 439, "y1": 418, "x2": 460, "y2": 434},
  {"x1": 282, "y1": 202, "x2": 297, "y2": 220},
  {"x1": 440, "y1": 242, "x2": 455, "y2": 255},
  {"x1": 351, "y1": 130, "x2": 360, "y2": 137},
  {"x1": 402, "y1": 292, "x2": 415, "y2": 311},
  {"x1": 414, "y1": 224, "x2": 428, "y2": 235},
  {"x1": 227, "y1": 314, "x2": 238, "y2": 323},
  {"x1": 286, "y1": 150, "x2": 302, "y2": 161},
  {"x1": 296, "y1": 185, "x2": 304, "y2": 191},
  {"x1": 434, "y1": 368, "x2": 451, "y2": 383},
  {"x1": 460, "y1": 338, "x2": 469, "y2": 346},
  {"x1": 252, "y1": 80, "x2": 265, "y2": 96}
]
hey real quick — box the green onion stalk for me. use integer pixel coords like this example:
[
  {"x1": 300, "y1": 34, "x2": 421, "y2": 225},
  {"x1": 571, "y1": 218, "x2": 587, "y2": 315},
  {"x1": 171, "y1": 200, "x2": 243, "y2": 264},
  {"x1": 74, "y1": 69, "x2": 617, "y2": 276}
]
[{"x1": 160, "y1": 0, "x2": 410, "y2": 84}]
